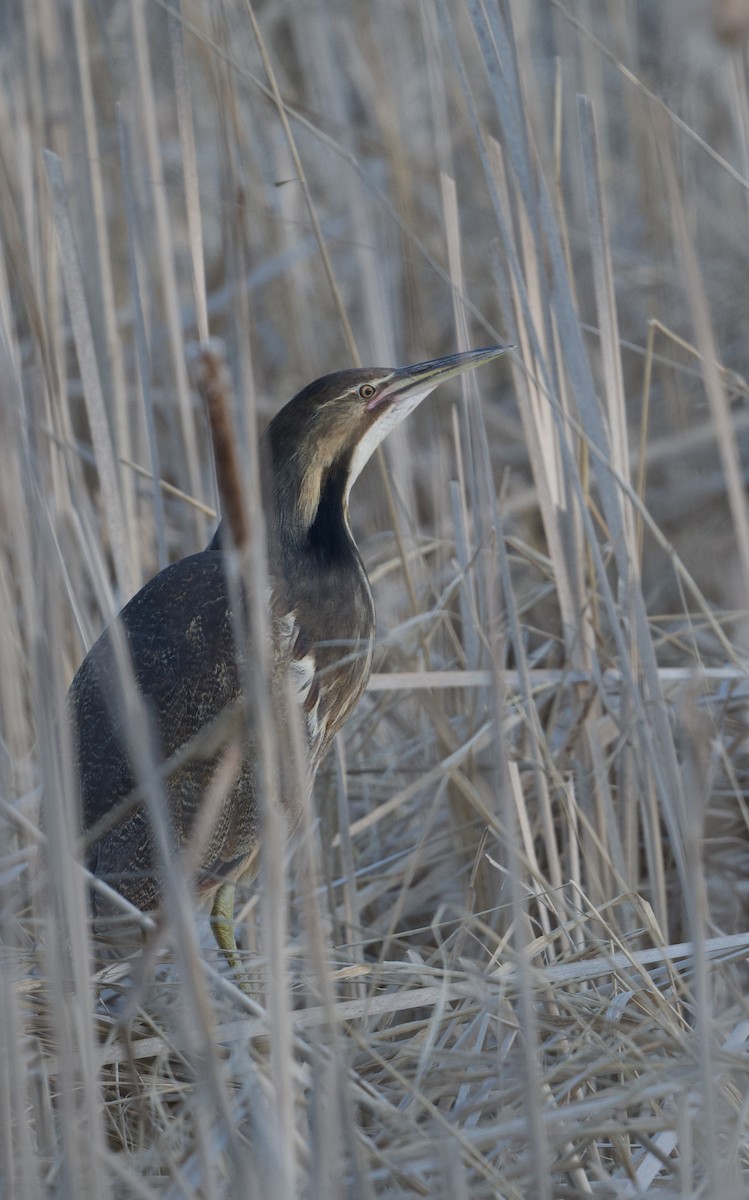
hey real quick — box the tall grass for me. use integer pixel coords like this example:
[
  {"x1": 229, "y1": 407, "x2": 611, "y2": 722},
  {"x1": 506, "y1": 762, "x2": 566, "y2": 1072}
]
[{"x1": 2, "y1": 0, "x2": 749, "y2": 1195}]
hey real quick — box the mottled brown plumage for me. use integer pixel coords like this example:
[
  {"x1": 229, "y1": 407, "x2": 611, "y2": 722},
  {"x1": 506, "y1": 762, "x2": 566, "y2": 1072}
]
[{"x1": 69, "y1": 347, "x2": 509, "y2": 975}]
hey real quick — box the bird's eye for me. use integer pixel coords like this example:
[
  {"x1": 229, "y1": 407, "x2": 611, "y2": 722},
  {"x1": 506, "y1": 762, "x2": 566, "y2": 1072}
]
[{"x1": 358, "y1": 383, "x2": 377, "y2": 401}]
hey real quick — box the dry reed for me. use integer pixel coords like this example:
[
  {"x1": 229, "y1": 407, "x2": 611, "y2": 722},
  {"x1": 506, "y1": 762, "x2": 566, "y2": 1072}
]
[{"x1": 2, "y1": 1, "x2": 749, "y2": 1195}]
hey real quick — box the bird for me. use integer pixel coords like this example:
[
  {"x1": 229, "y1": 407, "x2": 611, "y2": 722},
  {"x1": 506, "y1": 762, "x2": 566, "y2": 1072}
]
[{"x1": 69, "y1": 345, "x2": 510, "y2": 983}]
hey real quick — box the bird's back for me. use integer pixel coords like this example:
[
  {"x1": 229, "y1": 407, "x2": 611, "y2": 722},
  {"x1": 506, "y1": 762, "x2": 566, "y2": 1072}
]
[
  {"x1": 70, "y1": 537, "x2": 375, "y2": 915},
  {"x1": 71, "y1": 550, "x2": 250, "y2": 910}
]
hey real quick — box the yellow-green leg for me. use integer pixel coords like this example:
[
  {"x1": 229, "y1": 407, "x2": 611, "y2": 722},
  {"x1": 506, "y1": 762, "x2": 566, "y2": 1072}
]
[{"x1": 210, "y1": 882, "x2": 252, "y2": 993}]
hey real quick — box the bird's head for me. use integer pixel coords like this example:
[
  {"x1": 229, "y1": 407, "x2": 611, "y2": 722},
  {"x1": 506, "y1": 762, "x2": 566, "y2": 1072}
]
[{"x1": 269, "y1": 345, "x2": 512, "y2": 542}]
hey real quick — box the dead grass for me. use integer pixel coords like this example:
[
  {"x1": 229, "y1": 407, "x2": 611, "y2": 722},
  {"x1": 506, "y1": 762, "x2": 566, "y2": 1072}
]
[{"x1": 2, "y1": 0, "x2": 749, "y2": 1195}]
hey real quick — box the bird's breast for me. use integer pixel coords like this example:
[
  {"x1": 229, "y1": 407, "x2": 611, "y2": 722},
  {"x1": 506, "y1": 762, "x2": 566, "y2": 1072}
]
[{"x1": 273, "y1": 565, "x2": 375, "y2": 771}]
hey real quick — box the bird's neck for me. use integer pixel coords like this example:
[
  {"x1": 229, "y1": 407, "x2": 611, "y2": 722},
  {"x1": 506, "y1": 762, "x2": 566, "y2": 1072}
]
[
  {"x1": 275, "y1": 456, "x2": 353, "y2": 563},
  {"x1": 271, "y1": 442, "x2": 374, "y2": 637},
  {"x1": 271, "y1": 449, "x2": 366, "y2": 594},
  {"x1": 207, "y1": 431, "x2": 375, "y2": 641}
]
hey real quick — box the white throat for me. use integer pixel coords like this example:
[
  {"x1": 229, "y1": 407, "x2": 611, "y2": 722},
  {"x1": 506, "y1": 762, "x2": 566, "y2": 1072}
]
[{"x1": 344, "y1": 387, "x2": 433, "y2": 504}]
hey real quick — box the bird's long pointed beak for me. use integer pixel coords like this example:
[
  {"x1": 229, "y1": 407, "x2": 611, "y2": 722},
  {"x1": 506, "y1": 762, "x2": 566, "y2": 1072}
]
[{"x1": 374, "y1": 343, "x2": 513, "y2": 409}]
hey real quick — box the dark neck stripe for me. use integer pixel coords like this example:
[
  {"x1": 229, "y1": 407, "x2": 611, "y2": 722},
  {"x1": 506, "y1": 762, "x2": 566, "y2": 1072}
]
[{"x1": 303, "y1": 457, "x2": 355, "y2": 565}]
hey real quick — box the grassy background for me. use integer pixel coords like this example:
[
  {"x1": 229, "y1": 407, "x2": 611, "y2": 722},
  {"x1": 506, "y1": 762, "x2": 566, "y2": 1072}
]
[{"x1": 3, "y1": 0, "x2": 749, "y2": 1195}]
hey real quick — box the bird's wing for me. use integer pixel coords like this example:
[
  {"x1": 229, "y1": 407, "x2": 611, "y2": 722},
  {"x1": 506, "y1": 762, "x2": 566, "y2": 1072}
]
[{"x1": 71, "y1": 552, "x2": 242, "y2": 864}]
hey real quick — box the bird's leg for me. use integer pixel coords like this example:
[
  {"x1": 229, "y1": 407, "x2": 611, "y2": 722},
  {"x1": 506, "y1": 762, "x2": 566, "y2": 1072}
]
[{"x1": 210, "y1": 882, "x2": 252, "y2": 993}]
